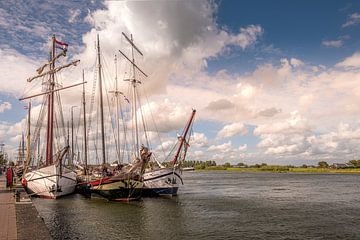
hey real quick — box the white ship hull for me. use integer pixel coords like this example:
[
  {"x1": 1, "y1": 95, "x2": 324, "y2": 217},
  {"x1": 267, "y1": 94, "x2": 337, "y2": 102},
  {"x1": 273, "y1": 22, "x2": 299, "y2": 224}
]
[
  {"x1": 23, "y1": 164, "x2": 77, "y2": 199},
  {"x1": 143, "y1": 168, "x2": 182, "y2": 196}
]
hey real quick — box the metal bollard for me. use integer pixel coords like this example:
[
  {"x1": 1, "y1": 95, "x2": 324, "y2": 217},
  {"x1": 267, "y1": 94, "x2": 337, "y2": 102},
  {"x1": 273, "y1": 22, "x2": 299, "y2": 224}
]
[{"x1": 15, "y1": 190, "x2": 20, "y2": 202}]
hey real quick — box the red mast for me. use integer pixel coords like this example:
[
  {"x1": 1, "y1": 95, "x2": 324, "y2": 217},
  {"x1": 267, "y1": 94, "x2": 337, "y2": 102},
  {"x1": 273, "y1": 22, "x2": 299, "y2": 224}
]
[
  {"x1": 172, "y1": 109, "x2": 196, "y2": 165},
  {"x1": 45, "y1": 35, "x2": 56, "y2": 165}
]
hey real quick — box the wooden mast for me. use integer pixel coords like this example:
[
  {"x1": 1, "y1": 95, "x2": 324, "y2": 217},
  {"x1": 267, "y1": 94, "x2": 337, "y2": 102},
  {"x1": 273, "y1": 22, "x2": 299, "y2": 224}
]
[
  {"x1": 115, "y1": 55, "x2": 120, "y2": 162},
  {"x1": 71, "y1": 106, "x2": 76, "y2": 166},
  {"x1": 130, "y1": 34, "x2": 140, "y2": 158},
  {"x1": 172, "y1": 109, "x2": 196, "y2": 165},
  {"x1": 25, "y1": 102, "x2": 31, "y2": 168},
  {"x1": 109, "y1": 55, "x2": 122, "y2": 162},
  {"x1": 119, "y1": 32, "x2": 146, "y2": 158},
  {"x1": 19, "y1": 35, "x2": 82, "y2": 171},
  {"x1": 97, "y1": 34, "x2": 106, "y2": 165},
  {"x1": 82, "y1": 70, "x2": 88, "y2": 174},
  {"x1": 45, "y1": 35, "x2": 56, "y2": 165}
]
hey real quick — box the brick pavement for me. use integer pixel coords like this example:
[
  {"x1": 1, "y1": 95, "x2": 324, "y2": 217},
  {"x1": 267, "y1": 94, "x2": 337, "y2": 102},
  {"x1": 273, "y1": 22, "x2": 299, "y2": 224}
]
[{"x1": 0, "y1": 174, "x2": 17, "y2": 240}]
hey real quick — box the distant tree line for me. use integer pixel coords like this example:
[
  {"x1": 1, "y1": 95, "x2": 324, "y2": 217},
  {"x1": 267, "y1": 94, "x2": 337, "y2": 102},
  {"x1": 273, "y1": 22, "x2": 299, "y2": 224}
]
[
  {"x1": 162, "y1": 159, "x2": 360, "y2": 170},
  {"x1": 348, "y1": 160, "x2": 360, "y2": 167}
]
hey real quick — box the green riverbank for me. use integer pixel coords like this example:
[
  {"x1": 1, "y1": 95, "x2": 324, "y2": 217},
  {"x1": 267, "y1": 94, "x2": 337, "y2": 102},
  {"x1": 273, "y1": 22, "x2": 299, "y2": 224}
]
[{"x1": 195, "y1": 166, "x2": 360, "y2": 174}]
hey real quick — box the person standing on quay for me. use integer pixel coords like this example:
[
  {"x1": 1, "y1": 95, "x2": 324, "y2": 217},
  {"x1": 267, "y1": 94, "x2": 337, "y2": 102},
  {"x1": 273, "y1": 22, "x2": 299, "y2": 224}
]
[{"x1": 6, "y1": 166, "x2": 13, "y2": 188}]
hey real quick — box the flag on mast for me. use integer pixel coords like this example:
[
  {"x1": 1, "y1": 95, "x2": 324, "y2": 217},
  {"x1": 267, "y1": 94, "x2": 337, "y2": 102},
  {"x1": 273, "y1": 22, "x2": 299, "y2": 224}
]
[{"x1": 55, "y1": 39, "x2": 68, "y2": 51}]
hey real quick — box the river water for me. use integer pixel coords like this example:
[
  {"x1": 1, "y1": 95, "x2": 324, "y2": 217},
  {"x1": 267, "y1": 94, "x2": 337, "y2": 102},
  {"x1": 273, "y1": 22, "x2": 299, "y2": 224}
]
[{"x1": 33, "y1": 171, "x2": 360, "y2": 240}]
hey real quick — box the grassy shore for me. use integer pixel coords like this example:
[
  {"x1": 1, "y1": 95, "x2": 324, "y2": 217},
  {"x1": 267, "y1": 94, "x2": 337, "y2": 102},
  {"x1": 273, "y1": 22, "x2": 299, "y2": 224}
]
[{"x1": 196, "y1": 166, "x2": 360, "y2": 173}]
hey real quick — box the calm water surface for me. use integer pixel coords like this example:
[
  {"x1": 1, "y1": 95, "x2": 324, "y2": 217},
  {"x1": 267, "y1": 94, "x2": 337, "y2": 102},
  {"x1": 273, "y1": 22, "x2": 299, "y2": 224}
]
[{"x1": 33, "y1": 171, "x2": 360, "y2": 239}]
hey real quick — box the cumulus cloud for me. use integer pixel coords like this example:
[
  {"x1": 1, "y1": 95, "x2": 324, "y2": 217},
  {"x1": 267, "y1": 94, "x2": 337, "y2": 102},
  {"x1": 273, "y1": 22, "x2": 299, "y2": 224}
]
[
  {"x1": 342, "y1": 13, "x2": 360, "y2": 28},
  {"x1": 217, "y1": 122, "x2": 248, "y2": 138},
  {"x1": 290, "y1": 58, "x2": 304, "y2": 67},
  {"x1": 238, "y1": 144, "x2": 247, "y2": 151},
  {"x1": 3, "y1": 1, "x2": 360, "y2": 164},
  {"x1": 139, "y1": 98, "x2": 191, "y2": 133},
  {"x1": 208, "y1": 141, "x2": 232, "y2": 152},
  {"x1": 192, "y1": 132, "x2": 208, "y2": 148},
  {"x1": 0, "y1": 101, "x2": 11, "y2": 113},
  {"x1": 0, "y1": 48, "x2": 38, "y2": 95},
  {"x1": 322, "y1": 40, "x2": 343, "y2": 48},
  {"x1": 68, "y1": 9, "x2": 81, "y2": 23},
  {"x1": 77, "y1": 1, "x2": 263, "y2": 96},
  {"x1": 257, "y1": 107, "x2": 281, "y2": 117},
  {"x1": 254, "y1": 111, "x2": 310, "y2": 136},
  {"x1": 229, "y1": 25, "x2": 263, "y2": 49},
  {"x1": 336, "y1": 52, "x2": 360, "y2": 69},
  {"x1": 206, "y1": 99, "x2": 235, "y2": 111}
]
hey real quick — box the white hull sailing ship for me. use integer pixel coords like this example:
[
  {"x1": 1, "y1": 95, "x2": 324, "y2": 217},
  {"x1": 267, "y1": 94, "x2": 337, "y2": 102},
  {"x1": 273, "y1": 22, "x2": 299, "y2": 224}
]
[
  {"x1": 23, "y1": 164, "x2": 76, "y2": 199},
  {"x1": 142, "y1": 109, "x2": 196, "y2": 197},
  {"x1": 143, "y1": 168, "x2": 181, "y2": 196},
  {"x1": 20, "y1": 35, "x2": 81, "y2": 199}
]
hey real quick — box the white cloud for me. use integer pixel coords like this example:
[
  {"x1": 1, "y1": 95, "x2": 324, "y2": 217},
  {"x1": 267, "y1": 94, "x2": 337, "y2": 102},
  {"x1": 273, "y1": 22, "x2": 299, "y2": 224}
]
[
  {"x1": 139, "y1": 98, "x2": 191, "y2": 133},
  {"x1": 206, "y1": 99, "x2": 235, "y2": 111},
  {"x1": 69, "y1": 9, "x2": 81, "y2": 23},
  {"x1": 238, "y1": 144, "x2": 247, "y2": 151},
  {"x1": 322, "y1": 40, "x2": 343, "y2": 48},
  {"x1": 3, "y1": 1, "x2": 360, "y2": 165},
  {"x1": 254, "y1": 111, "x2": 310, "y2": 136},
  {"x1": 217, "y1": 122, "x2": 248, "y2": 138},
  {"x1": 155, "y1": 140, "x2": 175, "y2": 152},
  {"x1": 336, "y1": 52, "x2": 360, "y2": 69},
  {"x1": 208, "y1": 141, "x2": 232, "y2": 152},
  {"x1": 290, "y1": 58, "x2": 304, "y2": 67},
  {"x1": 0, "y1": 48, "x2": 38, "y2": 95},
  {"x1": 192, "y1": 132, "x2": 208, "y2": 148},
  {"x1": 342, "y1": 13, "x2": 360, "y2": 28},
  {"x1": 229, "y1": 25, "x2": 263, "y2": 49},
  {"x1": 257, "y1": 107, "x2": 281, "y2": 117},
  {"x1": 0, "y1": 101, "x2": 11, "y2": 113},
  {"x1": 238, "y1": 83, "x2": 256, "y2": 98}
]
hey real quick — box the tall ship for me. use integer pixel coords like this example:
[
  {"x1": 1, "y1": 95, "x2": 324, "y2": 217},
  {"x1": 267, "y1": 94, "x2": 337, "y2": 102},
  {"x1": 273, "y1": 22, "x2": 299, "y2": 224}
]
[
  {"x1": 77, "y1": 32, "x2": 196, "y2": 200},
  {"x1": 20, "y1": 35, "x2": 81, "y2": 199},
  {"x1": 142, "y1": 109, "x2": 196, "y2": 197},
  {"x1": 77, "y1": 34, "x2": 149, "y2": 201}
]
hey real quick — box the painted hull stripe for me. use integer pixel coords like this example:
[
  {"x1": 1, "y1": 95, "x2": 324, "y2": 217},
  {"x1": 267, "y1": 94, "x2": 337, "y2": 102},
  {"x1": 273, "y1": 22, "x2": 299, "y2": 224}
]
[
  {"x1": 144, "y1": 172, "x2": 183, "y2": 183},
  {"x1": 87, "y1": 178, "x2": 142, "y2": 187},
  {"x1": 27, "y1": 174, "x2": 77, "y2": 182}
]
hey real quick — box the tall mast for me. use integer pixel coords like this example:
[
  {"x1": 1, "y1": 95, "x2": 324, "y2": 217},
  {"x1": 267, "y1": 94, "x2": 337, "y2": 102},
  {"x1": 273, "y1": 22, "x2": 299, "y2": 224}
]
[
  {"x1": 21, "y1": 133, "x2": 25, "y2": 162},
  {"x1": 115, "y1": 55, "x2": 121, "y2": 162},
  {"x1": 119, "y1": 32, "x2": 147, "y2": 158},
  {"x1": 115, "y1": 55, "x2": 120, "y2": 162},
  {"x1": 67, "y1": 121, "x2": 70, "y2": 164},
  {"x1": 97, "y1": 34, "x2": 106, "y2": 165},
  {"x1": 172, "y1": 109, "x2": 196, "y2": 165},
  {"x1": 109, "y1": 55, "x2": 121, "y2": 162},
  {"x1": 25, "y1": 102, "x2": 31, "y2": 167},
  {"x1": 82, "y1": 70, "x2": 88, "y2": 174},
  {"x1": 71, "y1": 106, "x2": 75, "y2": 165},
  {"x1": 130, "y1": 34, "x2": 139, "y2": 158},
  {"x1": 45, "y1": 35, "x2": 56, "y2": 165},
  {"x1": 20, "y1": 35, "x2": 82, "y2": 168}
]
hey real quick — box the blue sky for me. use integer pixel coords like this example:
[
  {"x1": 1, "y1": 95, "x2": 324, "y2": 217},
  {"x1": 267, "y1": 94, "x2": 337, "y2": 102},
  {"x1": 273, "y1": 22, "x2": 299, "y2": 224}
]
[
  {"x1": 1, "y1": 0, "x2": 360, "y2": 165},
  {"x1": 208, "y1": 0, "x2": 360, "y2": 73}
]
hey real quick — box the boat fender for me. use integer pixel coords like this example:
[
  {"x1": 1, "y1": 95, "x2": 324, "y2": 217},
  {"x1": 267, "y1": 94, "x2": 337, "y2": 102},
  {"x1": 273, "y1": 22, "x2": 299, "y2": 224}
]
[{"x1": 21, "y1": 178, "x2": 27, "y2": 187}]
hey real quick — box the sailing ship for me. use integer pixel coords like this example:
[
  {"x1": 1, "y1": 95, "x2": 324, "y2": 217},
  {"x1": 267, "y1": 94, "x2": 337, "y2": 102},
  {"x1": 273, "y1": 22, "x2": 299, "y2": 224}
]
[
  {"x1": 20, "y1": 35, "x2": 81, "y2": 199},
  {"x1": 77, "y1": 34, "x2": 149, "y2": 201},
  {"x1": 142, "y1": 109, "x2": 196, "y2": 197},
  {"x1": 78, "y1": 32, "x2": 196, "y2": 200}
]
